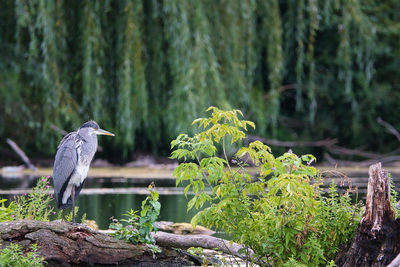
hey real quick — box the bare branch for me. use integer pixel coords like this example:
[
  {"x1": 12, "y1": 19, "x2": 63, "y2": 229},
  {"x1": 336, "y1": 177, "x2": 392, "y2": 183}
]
[
  {"x1": 247, "y1": 135, "x2": 337, "y2": 147},
  {"x1": 6, "y1": 139, "x2": 37, "y2": 171},
  {"x1": 324, "y1": 152, "x2": 400, "y2": 167},
  {"x1": 377, "y1": 117, "x2": 400, "y2": 142},
  {"x1": 49, "y1": 123, "x2": 68, "y2": 135},
  {"x1": 327, "y1": 145, "x2": 384, "y2": 159}
]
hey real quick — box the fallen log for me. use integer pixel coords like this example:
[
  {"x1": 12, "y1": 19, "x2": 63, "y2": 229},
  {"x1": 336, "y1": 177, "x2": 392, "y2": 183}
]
[
  {"x1": 0, "y1": 220, "x2": 199, "y2": 266},
  {"x1": 335, "y1": 163, "x2": 400, "y2": 266},
  {"x1": 0, "y1": 220, "x2": 250, "y2": 266}
]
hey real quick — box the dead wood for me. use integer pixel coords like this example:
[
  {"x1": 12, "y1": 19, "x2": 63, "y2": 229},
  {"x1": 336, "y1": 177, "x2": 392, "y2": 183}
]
[
  {"x1": 377, "y1": 117, "x2": 400, "y2": 142},
  {"x1": 327, "y1": 145, "x2": 384, "y2": 159},
  {"x1": 153, "y1": 231, "x2": 253, "y2": 259},
  {"x1": 155, "y1": 221, "x2": 215, "y2": 235},
  {"x1": 0, "y1": 220, "x2": 250, "y2": 266},
  {"x1": 246, "y1": 135, "x2": 337, "y2": 148},
  {"x1": 335, "y1": 163, "x2": 400, "y2": 267},
  {"x1": 362, "y1": 163, "x2": 395, "y2": 234},
  {"x1": 6, "y1": 139, "x2": 37, "y2": 171},
  {"x1": 49, "y1": 123, "x2": 68, "y2": 136},
  {"x1": 0, "y1": 220, "x2": 198, "y2": 266},
  {"x1": 324, "y1": 153, "x2": 400, "y2": 167}
]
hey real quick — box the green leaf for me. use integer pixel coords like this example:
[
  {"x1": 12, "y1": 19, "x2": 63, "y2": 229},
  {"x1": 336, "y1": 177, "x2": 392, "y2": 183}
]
[
  {"x1": 187, "y1": 196, "x2": 197, "y2": 211},
  {"x1": 184, "y1": 184, "x2": 191, "y2": 196}
]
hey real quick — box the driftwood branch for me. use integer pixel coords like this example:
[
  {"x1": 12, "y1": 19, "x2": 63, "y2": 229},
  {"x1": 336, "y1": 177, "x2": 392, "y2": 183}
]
[
  {"x1": 377, "y1": 117, "x2": 400, "y2": 142},
  {"x1": 324, "y1": 152, "x2": 400, "y2": 167},
  {"x1": 327, "y1": 145, "x2": 384, "y2": 159},
  {"x1": 247, "y1": 135, "x2": 337, "y2": 148},
  {"x1": 153, "y1": 231, "x2": 253, "y2": 259},
  {"x1": 49, "y1": 123, "x2": 68, "y2": 135},
  {"x1": 6, "y1": 139, "x2": 37, "y2": 171}
]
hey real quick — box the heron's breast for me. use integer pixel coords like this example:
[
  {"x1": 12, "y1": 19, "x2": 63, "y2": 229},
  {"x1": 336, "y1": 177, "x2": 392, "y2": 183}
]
[{"x1": 70, "y1": 161, "x2": 90, "y2": 186}]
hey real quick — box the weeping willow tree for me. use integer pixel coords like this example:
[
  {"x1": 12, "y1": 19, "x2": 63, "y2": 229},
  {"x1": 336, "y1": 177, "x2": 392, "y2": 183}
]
[{"x1": 0, "y1": 0, "x2": 399, "y2": 161}]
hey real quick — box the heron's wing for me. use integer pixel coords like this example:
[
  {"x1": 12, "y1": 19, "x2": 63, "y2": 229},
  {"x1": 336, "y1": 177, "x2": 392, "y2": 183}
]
[{"x1": 53, "y1": 132, "x2": 78, "y2": 208}]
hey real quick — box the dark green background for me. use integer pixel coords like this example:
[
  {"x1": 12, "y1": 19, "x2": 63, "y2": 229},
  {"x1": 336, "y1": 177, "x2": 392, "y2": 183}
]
[{"x1": 1, "y1": 0, "x2": 399, "y2": 162}]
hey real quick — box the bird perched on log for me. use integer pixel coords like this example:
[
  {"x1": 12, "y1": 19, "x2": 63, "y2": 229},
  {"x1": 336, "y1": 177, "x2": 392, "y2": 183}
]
[{"x1": 53, "y1": 121, "x2": 115, "y2": 224}]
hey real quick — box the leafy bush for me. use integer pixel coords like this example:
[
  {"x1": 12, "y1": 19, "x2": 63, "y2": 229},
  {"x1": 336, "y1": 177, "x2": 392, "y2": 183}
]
[
  {"x1": 0, "y1": 199, "x2": 14, "y2": 222},
  {"x1": 170, "y1": 107, "x2": 362, "y2": 266},
  {"x1": 110, "y1": 183, "x2": 161, "y2": 251},
  {"x1": 0, "y1": 243, "x2": 45, "y2": 267},
  {"x1": 11, "y1": 176, "x2": 55, "y2": 221}
]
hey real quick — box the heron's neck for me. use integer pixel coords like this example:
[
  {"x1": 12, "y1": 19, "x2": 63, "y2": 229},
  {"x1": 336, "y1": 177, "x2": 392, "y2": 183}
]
[{"x1": 77, "y1": 132, "x2": 96, "y2": 143}]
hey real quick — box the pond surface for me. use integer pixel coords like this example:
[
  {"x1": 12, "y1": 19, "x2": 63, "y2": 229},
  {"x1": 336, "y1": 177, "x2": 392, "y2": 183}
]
[
  {"x1": 0, "y1": 171, "x2": 199, "y2": 229},
  {"x1": 1, "y1": 166, "x2": 400, "y2": 230}
]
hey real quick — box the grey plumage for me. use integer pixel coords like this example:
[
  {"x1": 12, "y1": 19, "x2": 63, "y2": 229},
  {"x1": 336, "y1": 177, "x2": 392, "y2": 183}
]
[{"x1": 52, "y1": 120, "x2": 114, "y2": 223}]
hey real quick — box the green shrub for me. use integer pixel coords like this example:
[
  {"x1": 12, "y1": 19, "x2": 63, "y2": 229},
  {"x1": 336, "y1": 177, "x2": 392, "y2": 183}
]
[
  {"x1": 0, "y1": 176, "x2": 55, "y2": 222},
  {"x1": 0, "y1": 243, "x2": 45, "y2": 267},
  {"x1": 171, "y1": 107, "x2": 362, "y2": 266},
  {"x1": 11, "y1": 176, "x2": 55, "y2": 221}
]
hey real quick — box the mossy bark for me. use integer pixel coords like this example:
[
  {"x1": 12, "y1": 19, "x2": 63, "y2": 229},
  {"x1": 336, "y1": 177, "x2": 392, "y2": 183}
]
[{"x1": 0, "y1": 220, "x2": 197, "y2": 266}]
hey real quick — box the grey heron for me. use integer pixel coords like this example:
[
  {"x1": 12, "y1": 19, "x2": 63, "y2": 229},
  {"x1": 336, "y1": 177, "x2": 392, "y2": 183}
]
[{"x1": 53, "y1": 120, "x2": 115, "y2": 224}]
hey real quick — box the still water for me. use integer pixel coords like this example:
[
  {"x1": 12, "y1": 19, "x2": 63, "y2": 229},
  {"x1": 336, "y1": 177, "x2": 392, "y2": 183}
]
[
  {"x1": 0, "y1": 172, "x2": 199, "y2": 229},
  {"x1": 1, "y1": 166, "x2": 400, "y2": 229}
]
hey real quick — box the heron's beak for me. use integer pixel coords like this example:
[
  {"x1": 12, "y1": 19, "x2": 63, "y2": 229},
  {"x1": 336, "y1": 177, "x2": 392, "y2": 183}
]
[{"x1": 95, "y1": 129, "x2": 115, "y2": 136}]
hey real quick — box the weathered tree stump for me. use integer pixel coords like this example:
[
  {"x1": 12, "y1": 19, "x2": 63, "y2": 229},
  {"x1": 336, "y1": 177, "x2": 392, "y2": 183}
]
[
  {"x1": 335, "y1": 163, "x2": 400, "y2": 267},
  {"x1": 0, "y1": 220, "x2": 198, "y2": 266}
]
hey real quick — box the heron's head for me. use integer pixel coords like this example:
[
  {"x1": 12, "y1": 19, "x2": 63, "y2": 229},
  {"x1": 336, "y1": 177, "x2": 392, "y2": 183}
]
[{"x1": 78, "y1": 120, "x2": 115, "y2": 137}]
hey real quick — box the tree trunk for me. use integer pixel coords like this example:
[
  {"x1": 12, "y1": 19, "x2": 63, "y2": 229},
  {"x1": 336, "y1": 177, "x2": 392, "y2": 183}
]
[{"x1": 335, "y1": 163, "x2": 400, "y2": 267}]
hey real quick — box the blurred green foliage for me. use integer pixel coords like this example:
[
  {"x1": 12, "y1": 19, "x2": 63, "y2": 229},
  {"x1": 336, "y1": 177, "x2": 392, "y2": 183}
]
[{"x1": 0, "y1": 0, "x2": 399, "y2": 161}]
